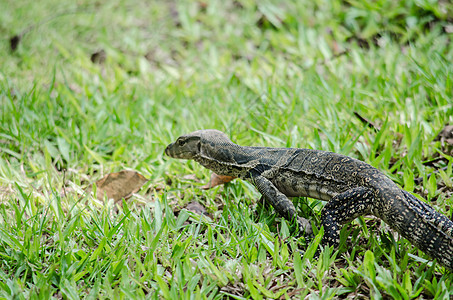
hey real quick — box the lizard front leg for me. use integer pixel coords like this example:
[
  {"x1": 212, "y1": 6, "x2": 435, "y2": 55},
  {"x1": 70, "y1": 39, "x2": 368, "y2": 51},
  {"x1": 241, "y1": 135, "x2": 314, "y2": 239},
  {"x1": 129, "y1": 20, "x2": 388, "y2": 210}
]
[
  {"x1": 321, "y1": 187, "x2": 375, "y2": 247},
  {"x1": 253, "y1": 175, "x2": 313, "y2": 234}
]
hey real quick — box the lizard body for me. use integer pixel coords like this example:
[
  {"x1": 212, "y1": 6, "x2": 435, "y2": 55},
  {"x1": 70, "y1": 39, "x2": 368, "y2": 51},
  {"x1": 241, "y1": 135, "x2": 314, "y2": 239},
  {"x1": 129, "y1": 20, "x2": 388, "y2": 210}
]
[{"x1": 165, "y1": 129, "x2": 453, "y2": 269}]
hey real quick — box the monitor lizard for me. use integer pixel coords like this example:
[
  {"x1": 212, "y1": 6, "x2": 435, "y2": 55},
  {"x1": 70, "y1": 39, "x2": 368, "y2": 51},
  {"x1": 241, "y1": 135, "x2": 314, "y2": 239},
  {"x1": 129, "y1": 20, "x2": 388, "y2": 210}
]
[{"x1": 165, "y1": 129, "x2": 453, "y2": 270}]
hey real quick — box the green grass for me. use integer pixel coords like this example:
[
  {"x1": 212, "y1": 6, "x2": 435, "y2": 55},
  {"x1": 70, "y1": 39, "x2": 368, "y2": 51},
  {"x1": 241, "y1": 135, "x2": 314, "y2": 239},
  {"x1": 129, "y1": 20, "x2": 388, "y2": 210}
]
[{"x1": 1, "y1": 0, "x2": 453, "y2": 298}]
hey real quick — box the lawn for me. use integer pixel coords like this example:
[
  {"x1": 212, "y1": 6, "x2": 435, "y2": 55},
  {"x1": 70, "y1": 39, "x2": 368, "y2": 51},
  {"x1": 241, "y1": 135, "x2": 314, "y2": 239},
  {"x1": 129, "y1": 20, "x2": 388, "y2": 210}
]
[{"x1": 1, "y1": 0, "x2": 453, "y2": 298}]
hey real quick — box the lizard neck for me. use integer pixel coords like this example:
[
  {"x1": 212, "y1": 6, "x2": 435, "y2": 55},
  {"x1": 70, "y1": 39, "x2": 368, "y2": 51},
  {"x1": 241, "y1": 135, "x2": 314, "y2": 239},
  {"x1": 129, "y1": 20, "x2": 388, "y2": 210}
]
[{"x1": 195, "y1": 142, "x2": 257, "y2": 178}]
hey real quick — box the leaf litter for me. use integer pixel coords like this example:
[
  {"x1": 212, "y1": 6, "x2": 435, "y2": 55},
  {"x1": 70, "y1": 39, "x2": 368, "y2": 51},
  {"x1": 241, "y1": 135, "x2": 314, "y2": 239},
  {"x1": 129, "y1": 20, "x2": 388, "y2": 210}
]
[{"x1": 88, "y1": 170, "x2": 148, "y2": 203}]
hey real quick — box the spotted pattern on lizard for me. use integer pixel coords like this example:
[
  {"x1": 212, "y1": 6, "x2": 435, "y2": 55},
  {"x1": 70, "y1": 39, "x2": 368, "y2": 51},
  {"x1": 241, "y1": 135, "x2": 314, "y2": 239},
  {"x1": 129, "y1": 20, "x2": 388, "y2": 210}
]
[{"x1": 165, "y1": 129, "x2": 453, "y2": 270}]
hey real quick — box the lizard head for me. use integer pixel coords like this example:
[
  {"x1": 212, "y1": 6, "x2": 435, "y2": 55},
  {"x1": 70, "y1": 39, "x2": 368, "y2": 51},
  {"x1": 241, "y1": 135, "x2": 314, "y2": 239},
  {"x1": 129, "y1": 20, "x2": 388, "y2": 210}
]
[{"x1": 165, "y1": 129, "x2": 233, "y2": 160}]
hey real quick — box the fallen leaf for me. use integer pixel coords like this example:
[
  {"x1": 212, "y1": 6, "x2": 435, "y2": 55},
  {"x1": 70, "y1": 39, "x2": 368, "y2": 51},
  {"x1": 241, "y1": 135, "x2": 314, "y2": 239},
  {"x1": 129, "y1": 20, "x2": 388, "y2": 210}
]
[
  {"x1": 10, "y1": 35, "x2": 21, "y2": 52},
  {"x1": 185, "y1": 201, "x2": 208, "y2": 215},
  {"x1": 90, "y1": 170, "x2": 148, "y2": 202},
  {"x1": 201, "y1": 173, "x2": 236, "y2": 190},
  {"x1": 198, "y1": 1, "x2": 208, "y2": 11},
  {"x1": 90, "y1": 49, "x2": 106, "y2": 64}
]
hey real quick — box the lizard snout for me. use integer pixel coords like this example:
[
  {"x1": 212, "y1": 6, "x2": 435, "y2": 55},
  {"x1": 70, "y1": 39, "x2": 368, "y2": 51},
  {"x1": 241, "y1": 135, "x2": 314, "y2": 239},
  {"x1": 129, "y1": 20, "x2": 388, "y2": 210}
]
[{"x1": 164, "y1": 143, "x2": 174, "y2": 156}]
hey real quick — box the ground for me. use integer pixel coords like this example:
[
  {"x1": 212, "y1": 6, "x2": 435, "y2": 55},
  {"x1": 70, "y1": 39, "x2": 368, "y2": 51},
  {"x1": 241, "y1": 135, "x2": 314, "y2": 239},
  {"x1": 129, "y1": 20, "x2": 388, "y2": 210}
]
[{"x1": 0, "y1": 0, "x2": 453, "y2": 298}]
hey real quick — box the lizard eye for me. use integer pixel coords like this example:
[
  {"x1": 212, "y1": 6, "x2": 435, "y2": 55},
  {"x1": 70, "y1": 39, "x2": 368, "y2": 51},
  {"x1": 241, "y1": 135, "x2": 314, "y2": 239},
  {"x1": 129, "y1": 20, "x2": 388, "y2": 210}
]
[{"x1": 177, "y1": 139, "x2": 186, "y2": 146}]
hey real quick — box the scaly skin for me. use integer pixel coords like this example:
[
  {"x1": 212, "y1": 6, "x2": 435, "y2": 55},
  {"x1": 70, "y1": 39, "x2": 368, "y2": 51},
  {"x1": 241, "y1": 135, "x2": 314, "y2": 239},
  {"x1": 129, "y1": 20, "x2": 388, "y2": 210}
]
[{"x1": 165, "y1": 129, "x2": 453, "y2": 269}]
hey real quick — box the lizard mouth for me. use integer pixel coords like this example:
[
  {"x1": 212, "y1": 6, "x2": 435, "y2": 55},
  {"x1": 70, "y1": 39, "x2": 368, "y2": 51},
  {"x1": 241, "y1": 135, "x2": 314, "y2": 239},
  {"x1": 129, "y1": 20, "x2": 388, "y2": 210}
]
[
  {"x1": 164, "y1": 143, "x2": 173, "y2": 156},
  {"x1": 165, "y1": 143, "x2": 194, "y2": 159}
]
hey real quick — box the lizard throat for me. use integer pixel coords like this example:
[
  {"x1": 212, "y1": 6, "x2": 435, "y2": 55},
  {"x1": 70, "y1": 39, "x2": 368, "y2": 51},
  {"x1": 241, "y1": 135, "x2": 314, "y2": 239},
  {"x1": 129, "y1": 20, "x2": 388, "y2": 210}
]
[{"x1": 195, "y1": 144, "x2": 254, "y2": 178}]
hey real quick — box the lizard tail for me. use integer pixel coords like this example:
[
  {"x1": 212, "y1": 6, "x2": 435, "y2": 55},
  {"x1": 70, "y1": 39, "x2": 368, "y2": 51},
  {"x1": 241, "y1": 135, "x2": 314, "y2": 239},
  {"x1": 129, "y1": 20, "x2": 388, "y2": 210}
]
[{"x1": 401, "y1": 190, "x2": 453, "y2": 270}]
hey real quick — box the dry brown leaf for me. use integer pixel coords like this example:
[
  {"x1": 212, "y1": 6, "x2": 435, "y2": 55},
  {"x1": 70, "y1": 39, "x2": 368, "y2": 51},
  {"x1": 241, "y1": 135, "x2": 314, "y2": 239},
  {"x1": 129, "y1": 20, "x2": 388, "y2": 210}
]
[
  {"x1": 185, "y1": 201, "x2": 208, "y2": 215},
  {"x1": 201, "y1": 173, "x2": 236, "y2": 190},
  {"x1": 90, "y1": 49, "x2": 106, "y2": 64},
  {"x1": 90, "y1": 170, "x2": 148, "y2": 202},
  {"x1": 10, "y1": 35, "x2": 21, "y2": 52}
]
